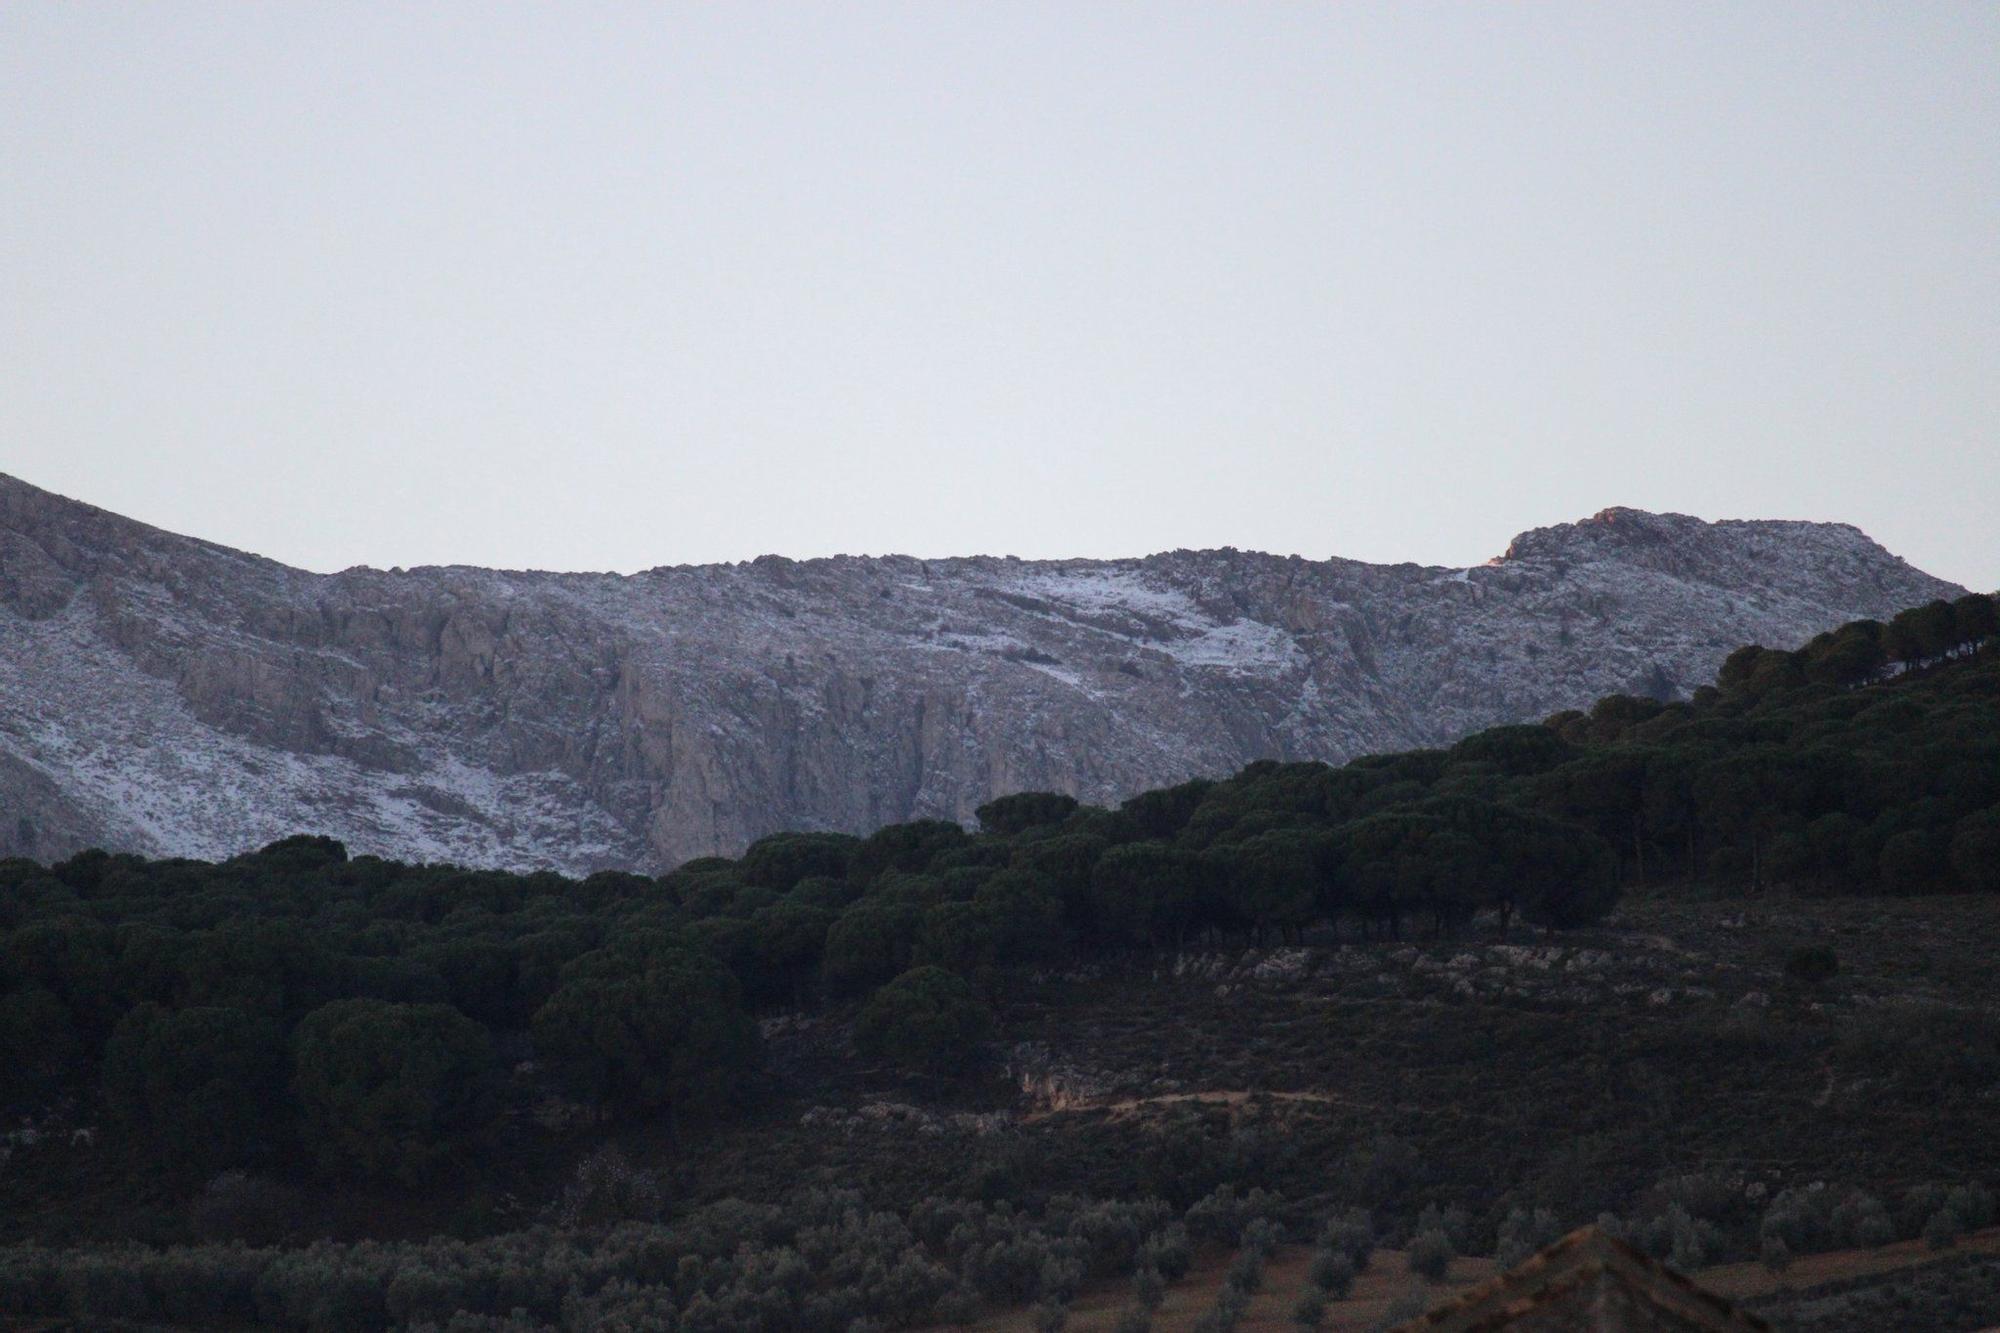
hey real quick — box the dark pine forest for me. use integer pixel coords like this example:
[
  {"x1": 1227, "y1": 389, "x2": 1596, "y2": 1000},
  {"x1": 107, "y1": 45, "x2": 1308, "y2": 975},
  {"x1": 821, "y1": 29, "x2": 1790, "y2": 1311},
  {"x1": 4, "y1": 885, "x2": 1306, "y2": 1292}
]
[{"x1": 3, "y1": 590, "x2": 1999, "y2": 1331}]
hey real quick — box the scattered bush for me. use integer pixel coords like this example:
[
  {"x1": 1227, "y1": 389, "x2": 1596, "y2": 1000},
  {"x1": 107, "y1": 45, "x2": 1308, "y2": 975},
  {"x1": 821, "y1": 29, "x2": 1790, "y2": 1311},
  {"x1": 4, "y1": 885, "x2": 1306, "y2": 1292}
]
[
  {"x1": 1138, "y1": 1227, "x2": 1192, "y2": 1282},
  {"x1": 1947, "y1": 1182, "x2": 1997, "y2": 1232},
  {"x1": 1308, "y1": 1248, "x2": 1356, "y2": 1298},
  {"x1": 1495, "y1": 1205, "x2": 1563, "y2": 1268},
  {"x1": 1186, "y1": 1184, "x2": 1280, "y2": 1246},
  {"x1": 1241, "y1": 1217, "x2": 1285, "y2": 1258},
  {"x1": 1407, "y1": 1227, "x2": 1455, "y2": 1281},
  {"x1": 1899, "y1": 1183, "x2": 1952, "y2": 1238},
  {"x1": 1785, "y1": 945, "x2": 1840, "y2": 986},
  {"x1": 1831, "y1": 1190, "x2": 1896, "y2": 1249},
  {"x1": 1341, "y1": 1136, "x2": 1422, "y2": 1206},
  {"x1": 1414, "y1": 1202, "x2": 1472, "y2": 1251},
  {"x1": 1192, "y1": 1283, "x2": 1250, "y2": 1333},
  {"x1": 1318, "y1": 1207, "x2": 1376, "y2": 1271},
  {"x1": 553, "y1": 1146, "x2": 664, "y2": 1228},
  {"x1": 1039, "y1": 1252, "x2": 1085, "y2": 1303},
  {"x1": 1223, "y1": 1245, "x2": 1264, "y2": 1294},
  {"x1": 188, "y1": 1171, "x2": 304, "y2": 1246},
  {"x1": 1631, "y1": 1202, "x2": 1724, "y2": 1272},
  {"x1": 1927, "y1": 1207, "x2": 1967, "y2": 1250}
]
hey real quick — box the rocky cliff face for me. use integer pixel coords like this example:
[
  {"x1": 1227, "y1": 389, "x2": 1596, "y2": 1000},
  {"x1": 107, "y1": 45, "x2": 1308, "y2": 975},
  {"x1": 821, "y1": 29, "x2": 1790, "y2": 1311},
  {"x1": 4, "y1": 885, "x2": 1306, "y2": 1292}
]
[{"x1": 0, "y1": 474, "x2": 1962, "y2": 872}]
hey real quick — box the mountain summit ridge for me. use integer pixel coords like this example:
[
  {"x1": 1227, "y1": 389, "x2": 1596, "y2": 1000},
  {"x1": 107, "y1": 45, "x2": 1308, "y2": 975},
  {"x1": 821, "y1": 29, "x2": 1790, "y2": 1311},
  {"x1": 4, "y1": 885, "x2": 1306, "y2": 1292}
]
[{"x1": 0, "y1": 472, "x2": 1962, "y2": 871}]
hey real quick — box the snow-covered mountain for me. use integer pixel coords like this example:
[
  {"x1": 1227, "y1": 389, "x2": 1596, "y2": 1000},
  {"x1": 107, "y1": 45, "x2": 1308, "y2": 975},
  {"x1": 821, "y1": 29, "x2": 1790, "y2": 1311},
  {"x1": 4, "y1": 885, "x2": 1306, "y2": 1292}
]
[{"x1": 0, "y1": 473, "x2": 1962, "y2": 872}]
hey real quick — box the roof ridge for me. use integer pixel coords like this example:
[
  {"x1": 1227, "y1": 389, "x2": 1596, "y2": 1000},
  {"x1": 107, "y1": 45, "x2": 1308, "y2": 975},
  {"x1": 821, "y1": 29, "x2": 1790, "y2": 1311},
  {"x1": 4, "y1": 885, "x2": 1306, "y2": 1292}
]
[{"x1": 1392, "y1": 1225, "x2": 1771, "y2": 1332}]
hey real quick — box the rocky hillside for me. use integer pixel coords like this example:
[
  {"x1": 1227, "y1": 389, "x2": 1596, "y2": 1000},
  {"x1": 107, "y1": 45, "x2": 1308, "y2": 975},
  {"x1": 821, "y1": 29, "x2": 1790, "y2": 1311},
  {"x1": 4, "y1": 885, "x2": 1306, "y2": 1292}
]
[{"x1": 0, "y1": 473, "x2": 1962, "y2": 872}]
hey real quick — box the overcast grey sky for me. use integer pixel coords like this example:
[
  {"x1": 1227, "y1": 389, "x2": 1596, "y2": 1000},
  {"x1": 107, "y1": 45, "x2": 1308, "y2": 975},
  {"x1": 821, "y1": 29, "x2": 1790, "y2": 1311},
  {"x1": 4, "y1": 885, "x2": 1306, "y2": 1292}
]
[{"x1": 2, "y1": 4, "x2": 1994, "y2": 588}]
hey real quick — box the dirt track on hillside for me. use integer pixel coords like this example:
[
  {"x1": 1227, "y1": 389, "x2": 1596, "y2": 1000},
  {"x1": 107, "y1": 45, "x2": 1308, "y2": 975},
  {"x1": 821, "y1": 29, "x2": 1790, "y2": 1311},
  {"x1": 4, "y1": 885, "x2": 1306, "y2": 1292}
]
[{"x1": 1023, "y1": 1089, "x2": 1356, "y2": 1123}]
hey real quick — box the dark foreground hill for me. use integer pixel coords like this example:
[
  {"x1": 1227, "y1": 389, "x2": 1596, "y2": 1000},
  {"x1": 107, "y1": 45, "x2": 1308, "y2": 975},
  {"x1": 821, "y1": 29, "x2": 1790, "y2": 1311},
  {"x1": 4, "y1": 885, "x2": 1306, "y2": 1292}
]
[
  {"x1": 1, "y1": 593, "x2": 1998, "y2": 1330},
  {"x1": 0, "y1": 470, "x2": 1962, "y2": 869}
]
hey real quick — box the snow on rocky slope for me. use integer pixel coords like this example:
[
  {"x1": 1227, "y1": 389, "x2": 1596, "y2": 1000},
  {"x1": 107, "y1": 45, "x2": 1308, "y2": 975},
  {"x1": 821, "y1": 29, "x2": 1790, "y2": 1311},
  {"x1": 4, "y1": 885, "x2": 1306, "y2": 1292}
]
[{"x1": 0, "y1": 473, "x2": 1963, "y2": 873}]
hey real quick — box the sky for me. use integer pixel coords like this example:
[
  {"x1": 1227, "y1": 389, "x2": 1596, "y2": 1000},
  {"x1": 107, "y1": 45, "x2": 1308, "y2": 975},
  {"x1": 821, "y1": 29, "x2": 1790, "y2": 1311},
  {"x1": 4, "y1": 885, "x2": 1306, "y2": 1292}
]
[{"x1": 1, "y1": 4, "x2": 1995, "y2": 589}]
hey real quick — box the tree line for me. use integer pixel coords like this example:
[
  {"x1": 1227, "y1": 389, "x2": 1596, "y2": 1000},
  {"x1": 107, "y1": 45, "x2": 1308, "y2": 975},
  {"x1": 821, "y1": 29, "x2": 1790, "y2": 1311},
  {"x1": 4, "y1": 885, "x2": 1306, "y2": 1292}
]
[{"x1": 1, "y1": 590, "x2": 1995, "y2": 1194}]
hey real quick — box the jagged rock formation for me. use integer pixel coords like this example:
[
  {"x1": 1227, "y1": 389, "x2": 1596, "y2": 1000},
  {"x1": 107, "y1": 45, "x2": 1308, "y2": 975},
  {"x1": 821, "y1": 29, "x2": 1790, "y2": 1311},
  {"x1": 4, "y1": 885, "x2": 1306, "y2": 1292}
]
[{"x1": 0, "y1": 473, "x2": 1962, "y2": 872}]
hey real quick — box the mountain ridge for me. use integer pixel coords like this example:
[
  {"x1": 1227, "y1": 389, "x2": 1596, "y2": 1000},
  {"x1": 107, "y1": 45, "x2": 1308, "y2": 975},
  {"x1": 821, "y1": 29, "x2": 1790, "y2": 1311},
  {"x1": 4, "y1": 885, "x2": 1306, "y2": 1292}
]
[
  {"x1": 0, "y1": 474, "x2": 1887, "y2": 579},
  {"x1": 0, "y1": 472, "x2": 1963, "y2": 872}
]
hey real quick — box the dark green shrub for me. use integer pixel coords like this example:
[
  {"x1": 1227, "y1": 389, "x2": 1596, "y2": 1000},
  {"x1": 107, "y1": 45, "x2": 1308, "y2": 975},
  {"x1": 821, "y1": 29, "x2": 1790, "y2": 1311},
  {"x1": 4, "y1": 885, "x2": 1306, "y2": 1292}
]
[
  {"x1": 1900, "y1": 1183, "x2": 1952, "y2": 1238},
  {"x1": 1241, "y1": 1217, "x2": 1285, "y2": 1258},
  {"x1": 1038, "y1": 1252, "x2": 1085, "y2": 1302},
  {"x1": 555, "y1": 1146, "x2": 664, "y2": 1228},
  {"x1": 103, "y1": 1002, "x2": 289, "y2": 1173},
  {"x1": 531, "y1": 945, "x2": 756, "y2": 1119},
  {"x1": 1223, "y1": 1245, "x2": 1263, "y2": 1294},
  {"x1": 0, "y1": 1247, "x2": 62, "y2": 1317},
  {"x1": 1407, "y1": 1227, "x2": 1455, "y2": 1281},
  {"x1": 1784, "y1": 945, "x2": 1840, "y2": 986},
  {"x1": 822, "y1": 902, "x2": 922, "y2": 995},
  {"x1": 1185, "y1": 1184, "x2": 1279, "y2": 1246},
  {"x1": 853, "y1": 967, "x2": 991, "y2": 1075},
  {"x1": 138, "y1": 1248, "x2": 265, "y2": 1324},
  {"x1": 291, "y1": 998, "x2": 499, "y2": 1184},
  {"x1": 0, "y1": 984, "x2": 81, "y2": 1098},
  {"x1": 1319, "y1": 1207, "x2": 1375, "y2": 1270},
  {"x1": 1137, "y1": 1226, "x2": 1191, "y2": 1282},
  {"x1": 1414, "y1": 1202, "x2": 1472, "y2": 1251},
  {"x1": 1831, "y1": 1191, "x2": 1895, "y2": 1249},
  {"x1": 62, "y1": 1251, "x2": 152, "y2": 1321},
  {"x1": 1927, "y1": 1207, "x2": 1966, "y2": 1250},
  {"x1": 1949, "y1": 1182, "x2": 1997, "y2": 1230},
  {"x1": 739, "y1": 832, "x2": 858, "y2": 892},
  {"x1": 1495, "y1": 1205, "x2": 1563, "y2": 1267},
  {"x1": 978, "y1": 793, "x2": 1081, "y2": 837},
  {"x1": 188, "y1": 1171, "x2": 304, "y2": 1245},
  {"x1": 1308, "y1": 1248, "x2": 1356, "y2": 1298},
  {"x1": 933, "y1": 1283, "x2": 978, "y2": 1326}
]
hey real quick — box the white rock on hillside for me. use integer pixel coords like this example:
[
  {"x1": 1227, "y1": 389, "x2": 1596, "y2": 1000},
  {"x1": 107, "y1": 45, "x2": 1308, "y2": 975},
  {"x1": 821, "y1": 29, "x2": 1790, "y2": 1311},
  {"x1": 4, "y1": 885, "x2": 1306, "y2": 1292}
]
[{"x1": 0, "y1": 474, "x2": 1962, "y2": 872}]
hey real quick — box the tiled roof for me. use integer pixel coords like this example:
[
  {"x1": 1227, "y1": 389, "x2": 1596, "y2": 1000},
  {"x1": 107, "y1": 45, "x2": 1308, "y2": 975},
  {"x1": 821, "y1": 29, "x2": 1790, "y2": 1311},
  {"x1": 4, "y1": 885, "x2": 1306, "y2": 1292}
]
[{"x1": 1390, "y1": 1226, "x2": 1771, "y2": 1332}]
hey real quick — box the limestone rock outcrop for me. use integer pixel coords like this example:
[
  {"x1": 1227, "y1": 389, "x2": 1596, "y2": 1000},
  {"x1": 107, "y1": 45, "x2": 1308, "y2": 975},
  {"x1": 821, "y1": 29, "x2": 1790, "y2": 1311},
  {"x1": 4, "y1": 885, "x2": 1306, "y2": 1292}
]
[{"x1": 0, "y1": 474, "x2": 1961, "y2": 872}]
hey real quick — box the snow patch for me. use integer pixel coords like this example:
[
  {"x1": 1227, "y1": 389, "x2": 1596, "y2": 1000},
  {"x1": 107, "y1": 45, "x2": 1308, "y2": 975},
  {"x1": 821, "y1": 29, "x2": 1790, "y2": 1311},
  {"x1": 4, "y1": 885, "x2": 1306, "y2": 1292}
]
[
  {"x1": 0, "y1": 603, "x2": 635, "y2": 873},
  {"x1": 1002, "y1": 568, "x2": 1300, "y2": 673}
]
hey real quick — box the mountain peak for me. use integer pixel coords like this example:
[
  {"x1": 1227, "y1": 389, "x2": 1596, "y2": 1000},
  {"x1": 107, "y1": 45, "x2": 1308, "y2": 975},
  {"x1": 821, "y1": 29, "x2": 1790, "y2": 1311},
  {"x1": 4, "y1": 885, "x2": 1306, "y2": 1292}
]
[{"x1": 1495, "y1": 506, "x2": 1891, "y2": 574}]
